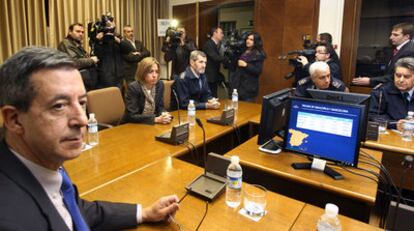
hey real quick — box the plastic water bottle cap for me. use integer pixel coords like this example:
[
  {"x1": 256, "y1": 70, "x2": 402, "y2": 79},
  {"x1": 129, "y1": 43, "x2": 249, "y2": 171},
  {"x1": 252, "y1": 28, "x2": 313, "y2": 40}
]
[
  {"x1": 189, "y1": 99, "x2": 194, "y2": 104},
  {"x1": 231, "y1": 155, "x2": 240, "y2": 164},
  {"x1": 325, "y1": 203, "x2": 339, "y2": 217},
  {"x1": 89, "y1": 113, "x2": 95, "y2": 119},
  {"x1": 233, "y1": 89, "x2": 237, "y2": 93}
]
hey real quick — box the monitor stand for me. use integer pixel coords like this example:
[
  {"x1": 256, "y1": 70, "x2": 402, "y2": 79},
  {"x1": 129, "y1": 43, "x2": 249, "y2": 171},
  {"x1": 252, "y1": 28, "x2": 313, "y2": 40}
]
[
  {"x1": 258, "y1": 139, "x2": 282, "y2": 154},
  {"x1": 291, "y1": 158, "x2": 344, "y2": 180}
]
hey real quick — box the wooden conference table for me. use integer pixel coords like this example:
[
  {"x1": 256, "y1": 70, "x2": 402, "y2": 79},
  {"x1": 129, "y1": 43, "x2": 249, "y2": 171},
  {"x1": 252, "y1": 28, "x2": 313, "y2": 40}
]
[
  {"x1": 65, "y1": 101, "x2": 261, "y2": 195},
  {"x1": 363, "y1": 130, "x2": 414, "y2": 190},
  {"x1": 82, "y1": 157, "x2": 381, "y2": 231},
  {"x1": 225, "y1": 135, "x2": 382, "y2": 222}
]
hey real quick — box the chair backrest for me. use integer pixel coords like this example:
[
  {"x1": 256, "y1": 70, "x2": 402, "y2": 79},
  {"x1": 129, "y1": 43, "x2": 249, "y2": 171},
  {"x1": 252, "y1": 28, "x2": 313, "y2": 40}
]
[
  {"x1": 162, "y1": 80, "x2": 174, "y2": 111},
  {"x1": 87, "y1": 87, "x2": 125, "y2": 126}
]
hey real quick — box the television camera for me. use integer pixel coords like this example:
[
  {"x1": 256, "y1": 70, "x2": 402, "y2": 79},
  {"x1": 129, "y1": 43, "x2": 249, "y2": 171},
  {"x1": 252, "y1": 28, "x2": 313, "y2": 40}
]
[{"x1": 285, "y1": 35, "x2": 317, "y2": 83}]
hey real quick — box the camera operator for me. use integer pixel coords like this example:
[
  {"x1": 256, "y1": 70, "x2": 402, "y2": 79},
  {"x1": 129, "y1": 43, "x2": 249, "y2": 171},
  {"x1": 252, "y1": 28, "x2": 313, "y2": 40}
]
[
  {"x1": 297, "y1": 42, "x2": 342, "y2": 80},
  {"x1": 203, "y1": 26, "x2": 227, "y2": 97},
  {"x1": 58, "y1": 23, "x2": 99, "y2": 91},
  {"x1": 92, "y1": 13, "x2": 124, "y2": 89},
  {"x1": 162, "y1": 27, "x2": 197, "y2": 78},
  {"x1": 317, "y1": 32, "x2": 340, "y2": 64},
  {"x1": 230, "y1": 32, "x2": 266, "y2": 102}
]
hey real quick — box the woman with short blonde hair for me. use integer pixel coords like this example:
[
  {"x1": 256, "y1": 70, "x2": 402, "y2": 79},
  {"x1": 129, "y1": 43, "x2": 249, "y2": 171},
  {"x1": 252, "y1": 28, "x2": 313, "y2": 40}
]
[{"x1": 122, "y1": 57, "x2": 172, "y2": 124}]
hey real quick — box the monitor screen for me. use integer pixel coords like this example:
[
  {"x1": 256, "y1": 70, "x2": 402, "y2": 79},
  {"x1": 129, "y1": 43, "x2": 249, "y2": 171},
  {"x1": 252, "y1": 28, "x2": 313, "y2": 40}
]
[
  {"x1": 284, "y1": 97, "x2": 364, "y2": 167},
  {"x1": 257, "y1": 88, "x2": 294, "y2": 145},
  {"x1": 307, "y1": 89, "x2": 370, "y2": 141}
]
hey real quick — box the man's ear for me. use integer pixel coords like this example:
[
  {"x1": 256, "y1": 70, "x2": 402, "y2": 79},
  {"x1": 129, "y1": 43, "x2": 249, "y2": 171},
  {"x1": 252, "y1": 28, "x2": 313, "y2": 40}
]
[{"x1": 1, "y1": 106, "x2": 25, "y2": 135}]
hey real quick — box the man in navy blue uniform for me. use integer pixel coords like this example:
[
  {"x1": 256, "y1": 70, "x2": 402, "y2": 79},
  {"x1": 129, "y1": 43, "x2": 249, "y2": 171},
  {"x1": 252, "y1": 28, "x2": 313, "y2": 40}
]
[
  {"x1": 369, "y1": 57, "x2": 414, "y2": 129},
  {"x1": 295, "y1": 61, "x2": 347, "y2": 98},
  {"x1": 353, "y1": 22, "x2": 414, "y2": 87},
  {"x1": 172, "y1": 50, "x2": 220, "y2": 110}
]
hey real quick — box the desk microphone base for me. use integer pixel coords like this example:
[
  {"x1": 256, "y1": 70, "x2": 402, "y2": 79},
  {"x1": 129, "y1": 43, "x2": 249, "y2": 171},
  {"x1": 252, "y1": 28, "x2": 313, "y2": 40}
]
[{"x1": 186, "y1": 174, "x2": 226, "y2": 201}]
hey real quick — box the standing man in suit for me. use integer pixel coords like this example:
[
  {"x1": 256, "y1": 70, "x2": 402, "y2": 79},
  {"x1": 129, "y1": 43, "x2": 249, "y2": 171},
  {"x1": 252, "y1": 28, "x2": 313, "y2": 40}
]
[
  {"x1": 0, "y1": 47, "x2": 179, "y2": 230},
  {"x1": 203, "y1": 26, "x2": 226, "y2": 97},
  {"x1": 58, "y1": 23, "x2": 99, "y2": 91},
  {"x1": 352, "y1": 22, "x2": 414, "y2": 87},
  {"x1": 120, "y1": 25, "x2": 151, "y2": 85}
]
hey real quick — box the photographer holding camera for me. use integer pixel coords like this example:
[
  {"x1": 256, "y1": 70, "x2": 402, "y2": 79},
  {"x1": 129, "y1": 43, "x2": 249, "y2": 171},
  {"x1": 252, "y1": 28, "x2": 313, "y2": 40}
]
[
  {"x1": 229, "y1": 32, "x2": 266, "y2": 102},
  {"x1": 90, "y1": 13, "x2": 124, "y2": 89},
  {"x1": 162, "y1": 27, "x2": 197, "y2": 78},
  {"x1": 297, "y1": 42, "x2": 342, "y2": 81}
]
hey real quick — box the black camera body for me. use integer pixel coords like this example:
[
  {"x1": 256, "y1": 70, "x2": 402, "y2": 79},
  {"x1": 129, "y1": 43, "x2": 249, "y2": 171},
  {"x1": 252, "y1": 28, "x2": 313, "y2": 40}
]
[
  {"x1": 165, "y1": 27, "x2": 182, "y2": 47},
  {"x1": 88, "y1": 13, "x2": 116, "y2": 51},
  {"x1": 223, "y1": 30, "x2": 249, "y2": 71},
  {"x1": 286, "y1": 36, "x2": 317, "y2": 82}
]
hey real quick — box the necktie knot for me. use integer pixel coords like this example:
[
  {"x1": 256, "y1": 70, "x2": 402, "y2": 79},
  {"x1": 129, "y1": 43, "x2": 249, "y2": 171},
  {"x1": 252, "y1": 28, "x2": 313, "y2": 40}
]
[{"x1": 393, "y1": 48, "x2": 398, "y2": 56}]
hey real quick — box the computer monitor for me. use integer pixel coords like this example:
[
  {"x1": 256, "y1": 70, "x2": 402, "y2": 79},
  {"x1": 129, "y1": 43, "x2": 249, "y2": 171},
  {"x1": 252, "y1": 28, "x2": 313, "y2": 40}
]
[
  {"x1": 257, "y1": 88, "x2": 295, "y2": 154},
  {"x1": 284, "y1": 97, "x2": 365, "y2": 179},
  {"x1": 307, "y1": 89, "x2": 370, "y2": 141}
]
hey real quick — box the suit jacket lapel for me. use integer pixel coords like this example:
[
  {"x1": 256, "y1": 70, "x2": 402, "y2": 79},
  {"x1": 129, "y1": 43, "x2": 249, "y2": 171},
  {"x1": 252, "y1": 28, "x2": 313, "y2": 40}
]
[{"x1": 0, "y1": 140, "x2": 71, "y2": 231}]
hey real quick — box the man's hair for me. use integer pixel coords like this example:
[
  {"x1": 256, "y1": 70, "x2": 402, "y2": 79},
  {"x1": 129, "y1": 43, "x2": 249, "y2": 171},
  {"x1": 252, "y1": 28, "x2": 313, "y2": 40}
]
[
  {"x1": 315, "y1": 42, "x2": 334, "y2": 57},
  {"x1": 190, "y1": 50, "x2": 206, "y2": 61},
  {"x1": 0, "y1": 46, "x2": 76, "y2": 112},
  {"x1": 318, "y1": 33, "x2": 333, "y2": 44},
  {"x1": 393, "y1": 22, "x2": 414, "y2": 39},
  {"x1": 123, "y1": 25, "x2": 132, "y2": 32},
  {"x1": 135, "y1": 57, "x2": 160, "y2": 83},
  {"x1": 69, "y1": 23, "x2": 83, "y2": 31},
  {"x1": 209, "y1": 26, "x2": 222, "y2": 37},
  {"x1": 309, "y1": 61, "x2": 330, "y2": 78},
  {"x1": 395, "y1": 57, "x2": 414, "y2": 71}
]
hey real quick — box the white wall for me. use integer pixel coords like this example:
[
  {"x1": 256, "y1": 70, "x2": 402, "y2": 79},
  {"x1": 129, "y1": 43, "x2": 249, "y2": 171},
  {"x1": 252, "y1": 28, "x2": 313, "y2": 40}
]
[{"x1": 318, "y1": 0, "x2": 345, "y2": 56}]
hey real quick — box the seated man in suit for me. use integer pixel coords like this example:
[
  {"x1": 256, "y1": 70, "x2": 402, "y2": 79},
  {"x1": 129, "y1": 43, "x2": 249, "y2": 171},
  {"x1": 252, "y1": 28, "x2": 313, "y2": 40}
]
[
  {"x1": 369, "y1": 57, "x2": 414, "y2": 129},
  {"x1": 295, "y1": 61, "x2": 348, "y2": 98},
  {"x1": 172, "y1": 50, "x2": 220, "y2": 110},
  {"x1": 0, "y1": 47, "x2": 179, "y2": 230},
  {"x1": 352, "y1": 22, "x2": 414, "y2": 87},
  {"x1": 120, "y1": 25, "x2": 151, "y2": 84}
]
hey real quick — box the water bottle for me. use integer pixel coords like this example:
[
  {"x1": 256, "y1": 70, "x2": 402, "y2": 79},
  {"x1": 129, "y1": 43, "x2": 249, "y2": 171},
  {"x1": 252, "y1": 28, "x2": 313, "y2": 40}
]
[
  {"x1": 232, "y1": 89, "x2": 239, "y2": 110},
  {"x1": 402, "y1": 111, "x2": 414, "y2": 142},
  {"x1": 317, "y1": 203, "x2": 341, "y2": 231},
  {"x1": 87, "y1": 113, "x2": 99, "y2": 146},
  {"x1": 187, "y1": 100, "x2": 196, "y2": 126},
  {"x1": 225, "y1": 155, "x2": 242, "y2": 208}
]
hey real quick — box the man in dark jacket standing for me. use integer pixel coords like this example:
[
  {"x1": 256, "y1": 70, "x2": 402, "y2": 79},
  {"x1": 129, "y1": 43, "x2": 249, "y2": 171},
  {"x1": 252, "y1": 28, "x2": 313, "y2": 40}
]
[
  {"x1": 58, "y1": 23, "x2": 99, "y2": 91},
  {"x1": 352, "y1": 22, "x2": 414, "y2": 87},
  {"x1": 203, "y1": 26, "x2": 226, "y2": 97},
  {"x1": 120, "y1": 25, "x2": 151, "y2": 84},
  {"x1": 162, "y1": 27, "x2": 197, "y2": 78}
]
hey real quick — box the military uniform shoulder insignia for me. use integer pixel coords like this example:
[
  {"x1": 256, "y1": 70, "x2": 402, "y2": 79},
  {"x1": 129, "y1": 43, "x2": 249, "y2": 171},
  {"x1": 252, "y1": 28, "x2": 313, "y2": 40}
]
[
  {"x1": 331, "y1": 79, "x2": 343, "y2": 88},
  {"x1": 298, "y1": 78, "x2": 309, "y2": 86},
  {"x1": 179, "y1": 72, "x2": 186, "y2": 80}
]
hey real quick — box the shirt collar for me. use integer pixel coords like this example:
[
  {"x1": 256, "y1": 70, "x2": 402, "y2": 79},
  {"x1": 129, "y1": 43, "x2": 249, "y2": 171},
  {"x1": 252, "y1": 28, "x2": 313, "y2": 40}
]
[
  {"x1": 189, "y1": 67, "x2": 200, "y2": 79},
  {"x1": 10, "y1": 148, "x2": 62, "y2": 196},
  {"x1": 396, "y1": 40, "x2": 410, "y2": 50}
]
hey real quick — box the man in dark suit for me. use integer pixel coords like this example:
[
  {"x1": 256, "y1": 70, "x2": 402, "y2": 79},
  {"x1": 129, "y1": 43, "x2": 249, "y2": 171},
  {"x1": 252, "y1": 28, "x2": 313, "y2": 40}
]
[
  {"x1": 203, "y1": 26, "x2": 226, "y2": 97},
  {"x1": 0, "y1": 47, "x2": 179, "y2": 230},
  {"x1": 352, "y1": 22, "x2": 414, "y2": 87},
  {"x1": 120, "y1": 25, "x2": 151, "y2": 84},
  {"x1": 58, "y1": 23, "x2": 99, "y2": 91}
]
